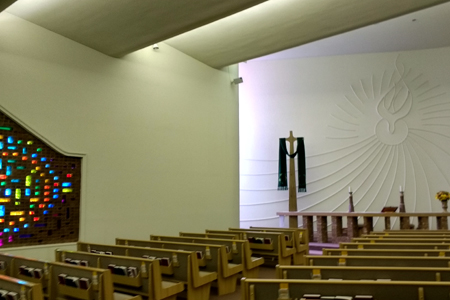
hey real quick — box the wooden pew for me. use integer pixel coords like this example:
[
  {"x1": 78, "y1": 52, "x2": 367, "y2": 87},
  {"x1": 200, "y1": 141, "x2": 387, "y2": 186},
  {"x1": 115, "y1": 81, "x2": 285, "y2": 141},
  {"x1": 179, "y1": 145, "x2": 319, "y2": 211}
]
[
  {"x1": 352, "y1": 237, "x2": 450, "y2": 244},
  {"x1": 361, "y1": 234, "x2": 450, "y2": 239},
  {"x1": 323, "y1": 248, "x2": 450, "y2": 257},
  {"x1": 246, "y1": 227, "x2": 309, "y2": 265},
  {"x1": 9, "y1": 255, "x2": 51, "y2": 298},
  {"x1": 145, "y1": 234, "x2": 264, "y2": 278},
  {"x1": 241, "y1": 278, "x2": 450, "y2": 300},
  {"x1": 0, "y1": 253, "x2": 15, "y2": 276},
  {"x1": 340, "y1": 242, "x2": 450, "y2": 250},
  {"x1": 1, "y1": 253, "x2": 140, "y2": 300},
  {"x1": 0, "y1": 274, "x2": 43, "y2": 300},
  {"x1": 206, "y1": 229, "x2": 296, "y2": 265},
  {"x1": 114, "y1": 238, "x2": 241, "y2": 295},
  {"x1": 48, "y1": 261, "x2": 141, "y2": 300},
  {"x1": 276, "y1": 265, "x2": 450, "y2": 281},
  {"x1": 306, "y1": 255, "x2": 450, "y2": 268},
  {"x1": 179, "y1": 232, "x2": 238, "y2": 240},
  {"x1": 55, "y1": 249, "x2": 184, "y2": 300},
  {"x1": 77, "y1": 242, "x2": 216, "y2": 300},
  {"x1": 375, "y1": 230, "x2": 450, "y2": 235}
]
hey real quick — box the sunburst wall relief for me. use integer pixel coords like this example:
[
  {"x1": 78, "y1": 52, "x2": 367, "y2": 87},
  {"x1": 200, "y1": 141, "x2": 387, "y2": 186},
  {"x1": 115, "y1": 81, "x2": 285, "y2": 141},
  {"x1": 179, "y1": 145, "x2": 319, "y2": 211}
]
[
  {"x1": 239, "y1": 52, "x2": 450, "y2": 229},
  {"x1": 324, "y1": 56, "x2": 449, "y2": 215}
]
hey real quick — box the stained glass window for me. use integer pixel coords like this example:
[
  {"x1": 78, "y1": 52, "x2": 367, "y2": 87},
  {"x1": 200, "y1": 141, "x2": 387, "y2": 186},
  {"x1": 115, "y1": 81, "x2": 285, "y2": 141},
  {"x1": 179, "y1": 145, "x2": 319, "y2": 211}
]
[{"x1": 0, "y1": 111, "x2": 81, "y2": 248}]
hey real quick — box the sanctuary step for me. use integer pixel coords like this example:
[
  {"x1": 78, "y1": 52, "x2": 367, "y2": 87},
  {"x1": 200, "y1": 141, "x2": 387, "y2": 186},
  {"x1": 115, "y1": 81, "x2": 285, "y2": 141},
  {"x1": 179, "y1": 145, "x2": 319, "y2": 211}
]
[{"x1": 309, "y1": 242, "x2": 340, "y2": 255}]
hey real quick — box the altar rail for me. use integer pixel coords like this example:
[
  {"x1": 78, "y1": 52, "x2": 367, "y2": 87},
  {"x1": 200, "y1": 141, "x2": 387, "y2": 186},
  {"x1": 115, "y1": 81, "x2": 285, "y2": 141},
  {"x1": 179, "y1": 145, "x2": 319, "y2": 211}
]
[{"x1": 276, "y1": 212, "x2": 450, "y2": 243}]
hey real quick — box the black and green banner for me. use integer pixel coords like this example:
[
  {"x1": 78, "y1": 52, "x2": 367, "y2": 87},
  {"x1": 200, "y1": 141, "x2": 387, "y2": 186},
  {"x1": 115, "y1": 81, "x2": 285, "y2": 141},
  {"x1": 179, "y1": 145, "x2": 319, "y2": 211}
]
[{"x1": 278, "y1": 138, "x2": 306, "y2": 192}]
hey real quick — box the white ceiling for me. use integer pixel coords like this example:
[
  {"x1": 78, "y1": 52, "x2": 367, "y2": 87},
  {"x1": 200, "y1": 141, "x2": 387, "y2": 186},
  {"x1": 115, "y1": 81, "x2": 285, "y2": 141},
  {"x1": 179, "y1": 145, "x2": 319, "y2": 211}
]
[
  {"x1": 3, "y1": 0, "x2": 450, "y2": 68},
  {"x1": 255, "y1": 1, "x2": 450, "y2": 62}
]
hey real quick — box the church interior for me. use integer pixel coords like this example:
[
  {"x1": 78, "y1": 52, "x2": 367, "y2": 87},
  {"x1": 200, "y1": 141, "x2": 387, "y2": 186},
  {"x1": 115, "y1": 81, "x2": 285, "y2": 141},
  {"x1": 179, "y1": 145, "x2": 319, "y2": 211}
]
[{"x1": 1, "y1": 0, "x2": 450, "y2": 299}]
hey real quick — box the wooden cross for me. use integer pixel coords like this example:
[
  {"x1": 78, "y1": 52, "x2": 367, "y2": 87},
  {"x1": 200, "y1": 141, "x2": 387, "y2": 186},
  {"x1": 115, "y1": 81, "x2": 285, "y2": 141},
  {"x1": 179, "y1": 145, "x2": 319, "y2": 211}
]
[{"x1": 286, "y1": 131, "x2": 298, "y2": 228}]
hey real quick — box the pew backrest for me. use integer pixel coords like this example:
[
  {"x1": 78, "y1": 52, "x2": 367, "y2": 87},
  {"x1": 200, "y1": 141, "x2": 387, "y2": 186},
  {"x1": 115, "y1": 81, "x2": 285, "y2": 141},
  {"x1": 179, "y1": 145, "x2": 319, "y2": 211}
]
[
  {"x1": 276, "y1": 265, "x2": 450, "y2": 281},
  {"x1": 48, "y1": 261, "x2": 115, "y2": 300},
  {"x1": 323, "y1": 248, "x2": 450, "y2": 257},
  {"x1": 0, "y1": 274, "x2": 43, "y2": 300},
  {"x1": 373, "y1": 230, "x2": 450, "y2": 235},
  {"x1": 0, "y1": 253, "x2": 15, "y2": 276},
  {"x1": 361, "y1": 234, "x2": 450, "y2": 239},
  {"x1": 241, "y1": 278, "x2": 450, "y2": 300},
  {"x1": 146, "y1": 235, "x2": 244, "y2": 264},
  {"x1": 248, "y1": 227, "x2": 309, "y2": 250},
  {"x1": 340, "y1": 242, "x2": 450, "y2": 250},
  {"x1": 117, "y1": 238, "x2": 241, "y2": 278},
  {"x1": 206, "y1": 229, "x2": 293, "y2": 259},
  {"x1": 55, "y1": 249, "x2": 184, "y2": 300},
  {"x1": 179, "y1": 232, "x2": 237, "y2": 240},
  {"x1": 352, "y1": 238, "x2": 450, "y2": 243},
  {"x1": 10, "y1": 256, "x2": 49, "y2": 295},
  {"x1": 306, "y1": 255, "x2": 450, "y2": 268},
  {"x1": 76, "y1": 242, "x2": 216, "y2": 289}
]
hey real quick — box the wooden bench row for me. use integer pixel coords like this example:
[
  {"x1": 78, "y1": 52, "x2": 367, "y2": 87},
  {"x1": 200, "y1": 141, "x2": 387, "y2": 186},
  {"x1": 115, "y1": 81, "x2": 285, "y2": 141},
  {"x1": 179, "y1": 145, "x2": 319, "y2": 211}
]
[
  {"x1": 323, "y1": 248, "x2": 450, "y2": 257},
  {"x1": 276, "y1": 264, "x2": 450, "y2": 281},
  {"x1": 241, "y1": 278, "x2": 450, "y2": 300},
  {"x1": 56, "y1": 249, "x2": 183, "y2": 300},
  {"x1": 76, "y1": 242, "x2": 216, "y2": 300},
  {"x1": 203, "y1": 227, "x2": 309, "y2": 265},
  {"x1": 0, "y1": 253, "x2": 141, "y2": 300},
  {"x1": 108, "y1": 238, "x2": 240, "y2": 296},
  {"x1": 0, "y1": 274, "x2": 43, "y2": 300},
  {"x1": 142, "y1": 235, "x2": 263, "y2": 278},
  {"x1": 371, "y1": 230, "x2": 450, "y2": 235},
  {"x1": 339, "y1": 230, "x2": 450, "y2": 250},
  {"x1": 245, "y1": 230, "x2": 450, "y2": 299}
]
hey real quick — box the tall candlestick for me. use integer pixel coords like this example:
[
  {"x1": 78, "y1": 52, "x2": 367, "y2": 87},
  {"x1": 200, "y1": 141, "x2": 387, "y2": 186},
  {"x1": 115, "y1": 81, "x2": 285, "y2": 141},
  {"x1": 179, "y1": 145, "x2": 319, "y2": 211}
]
[
  {"x1": 348, "y1": 190, "x2": 354, "y2": 212},
  {"x1": 399, "y1": 188, "x2": 405, "y2": 213}
]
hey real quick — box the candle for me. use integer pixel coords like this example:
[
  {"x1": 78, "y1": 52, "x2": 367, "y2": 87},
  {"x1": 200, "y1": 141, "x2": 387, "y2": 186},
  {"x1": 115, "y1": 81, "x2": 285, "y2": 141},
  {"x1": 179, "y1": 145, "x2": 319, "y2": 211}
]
[
  {"x1": 348, "y1": 186, "x2": 352, "y2": 193},
  {"x1": 400, "y1": 185, "x2": 403, "y2": 192}
]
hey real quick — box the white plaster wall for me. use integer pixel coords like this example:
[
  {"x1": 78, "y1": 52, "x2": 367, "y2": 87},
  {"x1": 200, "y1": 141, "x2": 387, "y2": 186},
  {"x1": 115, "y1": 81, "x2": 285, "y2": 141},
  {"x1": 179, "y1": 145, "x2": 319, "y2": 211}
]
[
  {"x1": 0, "y1": 13, "x2": 239, "y2": 259},
  {"x1": 239, "y1": 48, "x2": 450, "y2": 230}
]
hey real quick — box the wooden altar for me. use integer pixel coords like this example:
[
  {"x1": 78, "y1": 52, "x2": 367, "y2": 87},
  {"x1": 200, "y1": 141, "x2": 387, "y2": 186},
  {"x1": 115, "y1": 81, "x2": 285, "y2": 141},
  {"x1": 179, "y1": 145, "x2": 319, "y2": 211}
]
[{"x1": 277, "y1": 211, "x2": 450, "y2": 243}]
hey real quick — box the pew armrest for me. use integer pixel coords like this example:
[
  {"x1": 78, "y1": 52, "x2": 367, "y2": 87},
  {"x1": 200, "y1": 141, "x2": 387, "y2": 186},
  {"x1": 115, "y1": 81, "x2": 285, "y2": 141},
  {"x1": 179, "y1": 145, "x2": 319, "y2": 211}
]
[
  {"x1": 193, "y1": 271, "x2": 217, "y2": 288},
  {"x1": 113, "y1": 293, "x2": 143, "y2": 300},
  {"x1": 248, "y1": 256, "x2": 265, "y2": 269},
  {"x1": 158, "y1": 281, "x2": 185, "y2": 299},
  {"x1": 222, "y1": 262, "x2": 243, "y2": 278}
]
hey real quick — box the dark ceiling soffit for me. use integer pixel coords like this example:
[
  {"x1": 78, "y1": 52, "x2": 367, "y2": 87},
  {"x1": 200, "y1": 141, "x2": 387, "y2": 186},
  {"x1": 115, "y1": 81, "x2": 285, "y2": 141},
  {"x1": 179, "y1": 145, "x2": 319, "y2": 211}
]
[{"x1": 0, "y1": 0, "x2": 16, "y2": 12}]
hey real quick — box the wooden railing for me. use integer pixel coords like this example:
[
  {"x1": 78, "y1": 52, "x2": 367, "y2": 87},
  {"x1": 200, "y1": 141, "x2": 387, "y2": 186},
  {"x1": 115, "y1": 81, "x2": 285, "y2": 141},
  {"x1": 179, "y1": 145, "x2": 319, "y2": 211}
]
[{"x1": 276, "y1": 212, "x2": 450, "y2": 243}]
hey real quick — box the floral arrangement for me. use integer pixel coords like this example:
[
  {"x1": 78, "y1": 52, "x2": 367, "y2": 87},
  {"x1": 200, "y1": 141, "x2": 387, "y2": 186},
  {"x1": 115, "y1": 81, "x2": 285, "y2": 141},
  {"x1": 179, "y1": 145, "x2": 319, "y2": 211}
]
[{"x1": 436, "y1": 191, "x2": 450, "y2": 202}]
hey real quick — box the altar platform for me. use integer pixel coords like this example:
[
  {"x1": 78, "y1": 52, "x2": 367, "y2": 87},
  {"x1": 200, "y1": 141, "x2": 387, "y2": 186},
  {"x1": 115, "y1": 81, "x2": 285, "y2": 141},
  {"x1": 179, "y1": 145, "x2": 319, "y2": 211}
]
[{"x1": 277, "y1": 211, "x2": 450, "y2": 243}]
